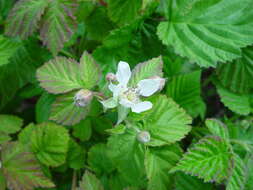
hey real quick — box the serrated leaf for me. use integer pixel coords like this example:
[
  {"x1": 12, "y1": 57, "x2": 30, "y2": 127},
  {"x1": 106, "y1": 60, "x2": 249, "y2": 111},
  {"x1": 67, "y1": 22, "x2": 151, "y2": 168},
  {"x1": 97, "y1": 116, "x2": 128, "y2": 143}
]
[
  {"x1": 50, "y1": 91, "x2": 90, "y2": 126},
  {"x1": 37, "y1": 57, "x2": 82, "y2": 94},
  {"x1": 78, "y1": 171, "x2": 104, "y2": 190},
  {"x1": 171, "y1": 136, "x2": 233, "y2": 183},
  {"x1": 18, "y1": 123, "x2": 36, "y2": 145},
  {"x1": 0, "y1": 133, "x2": 11, "y2": 144},
  {"x1": 1, "y1": 142, "x2": 55, "y2": 190},
  {"x1": 245, "y1": 156, "x2": 253, "y2": 190},
  {"x1": 107, "y1": 127, "x2": 146, "y2": 186},
  {"x1": 40, "y1": 0, "x2": 77, "y2": 55},
  {"x1": 5, "y1": 0, "x2": 49, "y2": 39},
  {"x1": 80, "y1": 52, "x2": 101, "y2": 89},
  {"x1": 175, "y1": 172, "x2": 215, "y2": 190},
  {"x1": 216, "y1": 83, "x2": 251, "y2": 115},
  {"x1": 87, "y1": 143, "x2": 115, "y2": 175},
  {"x1": 0, "y1": 35, "x2": 21, "y2": 66},
  {"x1": 129, "y1": 56, "x2": 163, "y2": 86},
  {"x1": 226, "y1": 154, "x2": 246, "y2": 190},
  {"x1": 31, "y1": 122, "x2": 70, "y2": 167},
  {"x1": 66, "y1": 139, "x2": 85, "y2": 170},
  {"x1": 205, "y1": 119, "x2": 229, "y2": 139},
  {"x1": 72, "y1": 118, "x2": 92, "y2": 141},
  {"x1": 108, "y1": 0, "x2": 142, "y2": 25},
  {"x1": 166, "y1": 71, "x2": 206, "y2": 118},
  {"x1": 145, "y1": 144, "x2": 182, "y2": 190},
  {"x1": 36, "y1": 92, "x2": 56, "y2": 123},
  {"x1": 0, "y1": 115, "x2": 23, "y2": 134},
  {"x1": 217, "y1": 47, "x2": 253, "y2": 94},
  {"x1": 157, "y1": 0, "x2": 253, "y2": 67},
  {"x1": 142, "y1": 95, "x2": 192, "y2": 146}
]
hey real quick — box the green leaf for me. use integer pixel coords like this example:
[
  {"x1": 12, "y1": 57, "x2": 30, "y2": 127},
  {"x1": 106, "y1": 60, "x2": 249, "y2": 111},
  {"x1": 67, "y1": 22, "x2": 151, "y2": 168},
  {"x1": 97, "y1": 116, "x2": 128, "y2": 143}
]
[
  {"x1": 72, "y1": 118, "x2": 92, "y2": 141},
  {"x1": 79, "y1": 52, "x2": 101, "y2": 89},
  {"x1": 78, "y1": 171, "x2": 104, "y2": 190},
  {"x1": 37, "y1": 57, "x2": 82, "y2": 94},
  {"x1": 171, "y1": 136, "x2": 233, "y2": 183},
  {"x1": 166, "y1": 71, "x2": 206, "y2": 118},
  {"x1": 226, "y1": 154, "x2": 246, "y2": 190},
  {"x1": 18, "y1": 123, "x2": 36, "y2": 145},
  {"x1": 31, "y1": 122, "x2": 70, "y2": 167},
  {"x1": 145, "y1": 144, "x2": 182, "y2": 190},
  {"x1": 50, "y1": 91, "x2": 90, "y2": 126},
  {"x1": 40, "y1": 0, "x2": 77, "y2": 55},
  {"x1": 0, "y1": 133, "x2": 11, "y2": 144},
  {"x1": 205, "y1": 119, "x2": 229, "y2": 139},
  {"x1": 108, "y1": 0, "x2": 142, "y2": 25},
  {"x1": 87, "y1": 143, "x2": 115, "y2": 175},
  {"x1": 245, "y1": 156, "x2": 253, "y2": 190},
  {"x1": 36, "y1": 92, "x2": 56, "y2": 123},
  {"x1": 157, "y1": 0, "x2": 253, "y2": 67},
  {"x1": 142, "y1": 95, "x2": 192, "y2": 146},
  {"x1": 1, "y1": 142, "x2": 55, "y2": 190},
  {"x1": 0, "y1": 35, "x2": 21, "y2": 66},
  {"x1": 175, "y1": 172, "x2": 215, "y2": 190},
  {"x1": 5, "y1": 0, "x2": 49, "y2": 39},
  {"x1": 0, "y1": 115, "x2": 23, "y2": 134},
  {"x1": 66, "y1": 139, "x2": 85, "y2": 170},
  {"x1": 129, "y1": 56, "x2": 163, "y2": 86},
  {"x1": 216, "y1": 47, "x2": 253, "y2": 94},
  {"x1": 107, "y1": 127, "x2": 146, "y2": 186},
  {"x1": 216, "y1": 82, "x2": 252, "y2": 115}
]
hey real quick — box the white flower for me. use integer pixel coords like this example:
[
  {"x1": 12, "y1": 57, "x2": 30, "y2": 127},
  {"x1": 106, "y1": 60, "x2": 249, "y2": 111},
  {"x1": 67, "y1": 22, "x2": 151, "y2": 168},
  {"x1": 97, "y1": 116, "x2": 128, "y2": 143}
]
[{"x1": 101, "y1": 61, "x2": 164, "y2": 113}]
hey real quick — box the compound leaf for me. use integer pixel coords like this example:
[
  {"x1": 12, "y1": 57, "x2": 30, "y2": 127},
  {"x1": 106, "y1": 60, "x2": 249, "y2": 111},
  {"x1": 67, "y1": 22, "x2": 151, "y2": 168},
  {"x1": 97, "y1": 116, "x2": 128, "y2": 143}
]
[
  {"x1": 31, "y1": 122, "x2": 70, "y2": 167},
  {"x1": 157, "y1": 0, "x2": 253, "y2": 67}
]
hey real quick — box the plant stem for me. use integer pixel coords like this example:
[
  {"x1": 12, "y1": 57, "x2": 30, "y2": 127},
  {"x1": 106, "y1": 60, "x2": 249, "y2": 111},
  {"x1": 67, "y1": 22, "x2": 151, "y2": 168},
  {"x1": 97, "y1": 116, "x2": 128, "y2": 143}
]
[{"x1": 71, "y1": 171, "x2": 77, "y2": 190}]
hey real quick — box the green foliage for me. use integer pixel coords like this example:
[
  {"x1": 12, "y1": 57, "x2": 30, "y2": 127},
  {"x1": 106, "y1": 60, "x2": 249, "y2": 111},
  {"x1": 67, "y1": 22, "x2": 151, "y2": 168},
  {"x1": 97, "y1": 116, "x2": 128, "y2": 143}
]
[
  {"x1": 78, "y1": 171, "x2": 104, "y2": 190},
  {"x1": 157, "y1": 0, "x2": 253, "y2": 67},
  {"x1": 66, "y1": 139, "x2": 85, "y2": 170},
  {"x1": 30, "y1": 122, "x2": 70, "y2": 167},
  {"x1": 72, "y1": 118, "x2": 92, "y2": 141},
  {"x1": 205, "y1": 119, "x2": 229, "y2": 139},
  {"x1": 1, "y1": 142, "x2": 55, "y2": 190}
]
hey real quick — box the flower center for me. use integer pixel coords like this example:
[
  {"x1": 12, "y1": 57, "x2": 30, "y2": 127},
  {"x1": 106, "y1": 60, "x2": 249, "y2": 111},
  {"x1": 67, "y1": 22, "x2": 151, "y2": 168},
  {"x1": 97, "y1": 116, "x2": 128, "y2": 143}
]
[{"x1": 122, "y1": 88, "x2": 139, "y2": 103}]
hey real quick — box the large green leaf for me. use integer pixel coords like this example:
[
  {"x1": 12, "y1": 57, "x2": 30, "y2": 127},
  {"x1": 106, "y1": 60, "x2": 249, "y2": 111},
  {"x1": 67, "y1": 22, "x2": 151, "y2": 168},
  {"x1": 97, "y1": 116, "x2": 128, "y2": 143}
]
[
  {"x1": 216, "y1": 82, "x2": 252, "y2": 115},
  {"x1": 40, "y1": 0, "x2": 77, "y2": 55},
  {"x1": 72, "y1": 118, "x2": 92, "y2": 141},
  {"x1": 107, "y1": 127, "x2": 146, "y2": 186},
  {"x1": 88, "y1": 143, "x2": 115, "y2": 175},
  {"x1": 145, "y1": 144, "x2": 182, "y2": 190},
  {"x1": 108, "y1": 0, "x2": 142, "y2": 25},
  {"x1": 50, "y1": 91, "x2": 90, "y2": 125},
  {"x1": 157, "y1": 0, "x2": 253, "y2": 67},
  {"x1": 0, "y1": 35, "x2": 20, "y2": 66},
  {"x1": 79, "y1": 52, "x2": 101, "y2": 89},
  {"x1": 226, "y1": 154, "x2": 246, "y2": 190},
  {"x1": 1, "y1": 142, "x2": 55, "y2": 190},
  {"x1": 78, "y1": 171, "x2": 104, "y2": 190},
  {"x1": 171, "y1": 136, "x2": 233, "y2": 183},
  {"x1": 0, "y1": 115, "x2": 23, "y2": 134},
  {"x1": 37, "y1": 57, "x2": 82, "y2": 94},
  {"x1": 5, "y1": 0, "x2": 49, "y2": 39},
  {"x1": 205, "y1": 119, "x2": 229, "y2": 139},
  {"x1": 129, "y1": 56, "x2": 163, "y2": 86},
  {"x1": 66, "y1": 139, "x2": 85, "y2": 170},
  {"x1": 30, "y1": 122, "x2": 70, "y2": 167},
  {"x1": 216, "y1": 47, "x2": 253, "y2": 94},
  {"x1": 166, "y1": 71, "x2": 206, "y2": 118},
  {"x1": 141, "y1": 95, "x2": 192, "y2": 146}
]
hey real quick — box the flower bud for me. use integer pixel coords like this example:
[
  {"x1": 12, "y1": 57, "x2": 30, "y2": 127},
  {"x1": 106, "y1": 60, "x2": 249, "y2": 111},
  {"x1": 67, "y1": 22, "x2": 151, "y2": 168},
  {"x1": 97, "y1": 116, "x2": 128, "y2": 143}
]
[
  {"x1": 74, "y1": 89, "x2": 93, "y2": 107},
  {"x1": 137, "y1": 130, "x2": 151, "y2": 143},
  {"x1": 150, "y1": 76, "x2": 166, "y2": 91},
  {"x1": 106, "y1": 73, "x2": 117, "y2": 82}
]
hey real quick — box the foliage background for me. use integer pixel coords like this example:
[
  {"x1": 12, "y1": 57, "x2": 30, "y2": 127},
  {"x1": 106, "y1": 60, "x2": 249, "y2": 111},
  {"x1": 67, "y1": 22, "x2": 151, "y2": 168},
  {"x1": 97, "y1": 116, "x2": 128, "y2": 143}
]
[{"x1": 0, "y1": 0, "x2": 252, "y2": 190}]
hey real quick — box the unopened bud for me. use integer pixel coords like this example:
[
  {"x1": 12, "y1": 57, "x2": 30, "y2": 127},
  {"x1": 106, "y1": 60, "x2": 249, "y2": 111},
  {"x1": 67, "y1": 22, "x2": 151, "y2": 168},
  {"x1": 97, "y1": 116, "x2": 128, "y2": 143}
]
[
  {"x1": 106, "y1": 73, "x2": 117, "y2": 82},
  {"x1": 137, "y1": 130, "x2": 151, "y2": 143},
  {"x1": 150, "y1": 76, "x2": 166, "y2": 91},
  {"x1": 74, "y1": 89, "x2": 93, "y2": 107}
]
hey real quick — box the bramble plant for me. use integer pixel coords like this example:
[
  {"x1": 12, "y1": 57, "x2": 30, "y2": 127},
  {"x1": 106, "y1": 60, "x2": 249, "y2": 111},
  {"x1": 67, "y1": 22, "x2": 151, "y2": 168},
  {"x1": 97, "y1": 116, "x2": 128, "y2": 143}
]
[{"x1": 0, "y1": 0, "x2": 253, "y2": 190}]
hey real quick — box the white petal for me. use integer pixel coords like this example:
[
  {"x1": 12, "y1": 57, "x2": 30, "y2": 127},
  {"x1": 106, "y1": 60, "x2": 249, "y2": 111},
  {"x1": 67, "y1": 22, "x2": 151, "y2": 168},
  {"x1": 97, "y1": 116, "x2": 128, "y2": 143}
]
[
  {"x1": 100, "y1": 98, "x2": 117, "y2": 108},
  {"x1": 119, "y1": 98, "x2": 134, "y2": 108},
  {"x1": 131, "y1": 101, "x2": 152, "y2": 113},
  {"x1": 137, "y1": 79, "x2": 160, "y2": 97},
  {"x1": 116, "y1": 61, "x2": 131, "y2": 86}
]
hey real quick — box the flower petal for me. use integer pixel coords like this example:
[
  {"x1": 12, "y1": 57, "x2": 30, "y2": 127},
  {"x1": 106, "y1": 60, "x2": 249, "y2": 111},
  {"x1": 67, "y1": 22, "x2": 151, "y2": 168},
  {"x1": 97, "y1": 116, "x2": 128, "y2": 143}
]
[
  {"x1": 116, "y1": 61, "x2": 131, "y2": 86},
  {"x1": 137, "y1": 79, "x2": 161, "y2": 97},
  {"x1": 131, "y1": 101, "x2": 152, "y2": 113},
  {"x1": 119, "y1": 98, "x2": 134, "y2": 108},
  {"x1": 100, "y1": 98, "x2": 117, "y2": 109}
]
